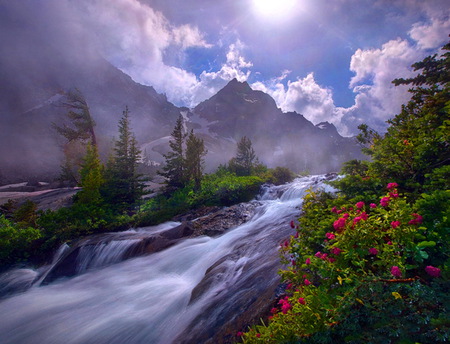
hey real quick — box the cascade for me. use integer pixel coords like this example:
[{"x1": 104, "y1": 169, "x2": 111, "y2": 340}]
[{"x1": 0, "y1": 175, "x2": 335, "y2": 344}]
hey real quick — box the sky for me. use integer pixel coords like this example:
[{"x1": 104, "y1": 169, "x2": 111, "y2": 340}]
[{"x1": 4, "y1": 0, "x2": 450, "y2": 136}]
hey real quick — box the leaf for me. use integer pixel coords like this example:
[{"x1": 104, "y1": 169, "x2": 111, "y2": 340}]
[
  {"x1": 417, "y1": 241, "x2": 436, "y2": 248},
  {"x1": 355, "y1": 298, "x2": 364, "y2": 305},
  {"x1": 392, "y1": 292, "x2": 402, "y2": 300}
]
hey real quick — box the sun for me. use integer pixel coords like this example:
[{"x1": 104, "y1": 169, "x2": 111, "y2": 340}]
[{"x1": 252, "y1": 0, "x2": 298, "y2": 19}]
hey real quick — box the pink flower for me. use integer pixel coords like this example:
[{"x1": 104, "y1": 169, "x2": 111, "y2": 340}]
[
  {"x1": 290, "y1": 220, "x2": 295, "y2": 229},
  {"x1": 328, "y1": 257, "x2": 336, "y2": 263},
  {"x1": 343, "y1": 213, "x2": 350, "y2": 219},
  {"x1": 294, "y1": 232, "x2": 299, "y2": 238},
  {"x1": 333, "y1": 218, "x2": 346, "y2": 231},
  {"x1": 331, "y1": 206, "x2": 338, "y2": 213},
  {"x1": 315, "y1": 251, "x2": 323, "y2": 258},
  {"x1": 304, "y1": 279, "x2": 311, "y2": 286},
  {"x1": 387, "y1": 241, "x2": 392, "y2": 245},
  {"x1": 387, "y1": 182, "x2": 398, "y2": 190},
  {"x1": 337, "y1": 210, "x2": 342, "y2": 214},
  {"x1": 360, "y1": 212, "x2": 368, "y2": 220},
  {"x1": 298, "y1": 297, "x2": 306, "y2": 305},
  {"x1": 391, "y1": 221, "x2": 401, "y2": 229},
  {"x1": 279, "y1": 298, "x2": 292, "y2": 314},
  {"x1": 270, "y1": 307, "x2": 277, "y2": 314},
  {"x1": 326, "y1": 232, "x2": 336, "y2": 240},
  {"x1": 356, "y1": 201, "x2": 365, "y2": 209},
  {"x1": 391, "y1": 266, "x2": 402, "y2": 278},
  {"x1": 331, "y1": 247, "x2": 342, "y2": 255},
  {"x1": 237, "y1": 331, "x2": 243, "y2": 337},
  {"x1": 408, "y1": 213, "x2": 423, "y2": 225},
  {"x1": 353, "y1": 216, "x2": 362, "y2": 224},
  {"x1": 380, "y1": 197, "x2": 390, "y2": 207},
  {"x1": 425, "y1": 266, "x2": 441, "y2": 278},
  {"x1": 368, "y1": 248, "x2": 378, "y2": 255},
  {"x1": 256, "y1": 333, "x2": 261, "y2": 338},
  {"x1": 370, "y1": 203, "x2": 377, "y2": 208},
  {"x1": 286, "y1": 283, "x2": 293, "y2": 290},
  {"x1": 403, "y1": 139, "x2": 409, "y2": 145},
  {"x1": 305, "y1": 258, "x2": 311, "y2": 265}
]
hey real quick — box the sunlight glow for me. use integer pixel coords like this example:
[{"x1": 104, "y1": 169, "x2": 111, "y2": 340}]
[{"x1": 252, "y1": 0, "x2": 298, "y2": 19}]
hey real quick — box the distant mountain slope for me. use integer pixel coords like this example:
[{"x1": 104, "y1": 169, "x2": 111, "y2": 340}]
[
  {"x1": 0, "y1": 5, "x2": 363, "y2": 182},
  {"x1": 192, "y1": 78, "x2": 364, "y2": 173}
]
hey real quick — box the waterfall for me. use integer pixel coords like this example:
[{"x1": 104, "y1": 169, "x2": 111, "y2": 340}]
[{"x1": 0, "y1": 175, "x2": 335, "y2": 344}]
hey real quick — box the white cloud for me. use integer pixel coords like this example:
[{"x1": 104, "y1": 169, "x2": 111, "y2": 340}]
[
  {"x1": 409, "y1": 17, "x2": 450, "y2": 49},
  {"x1": 252, "y1": 72, "x2": 343, "y2": 125},
  {"x1": 187, "y1": 40, "x2": 253, "y2": 106},
  {"x1": 73, "y1": 0, "x2": 210, "y2": 104}
]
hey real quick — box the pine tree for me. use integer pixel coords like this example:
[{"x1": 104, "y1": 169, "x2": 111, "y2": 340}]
[
  {"x1": 231, "y1": 136, "x2": 257, "y2": 176},
  {"x1": 54, "y1": 89, "x2": 97, "y2": 184},
  {"x1": 185, "y1": 130, "x2": 207, "y2": 190},
  {"x1": 77, "y1": 143, "x2": 104, "y2": 205},
  {"x1": 103, "y1": 107, "x2": 144, "y2": 209},
  {"x1": 158, "y1": 115, "x2": 186, "y2": 190}
]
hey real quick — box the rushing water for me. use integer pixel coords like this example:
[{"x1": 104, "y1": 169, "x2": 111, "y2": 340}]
[{"x1": 0, "y1": 175, "x2": 335, "y2": 344}]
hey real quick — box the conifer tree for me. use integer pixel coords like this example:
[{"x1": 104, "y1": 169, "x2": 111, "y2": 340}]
[
  {"x1": 159, "y1": 115, "x2": 186, "y2": 190},
  {"x1": 230, "y1": 136, "x2": 257, "y2": 176},
  {"x1": 77, "y1": 143, "x2": 104, "y2": 205},
  {"x1": 54, "y1": 89, "x2": 97, "y2": 184},
  {"x1": 103, "y1": 107, "x2": 144, "y2": 208},
  {"x1": 185, "y1": 130, "x2": 207, "y2": 190}
]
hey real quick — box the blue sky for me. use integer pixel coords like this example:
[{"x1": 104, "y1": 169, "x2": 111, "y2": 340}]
[{"x1": 7, "y1": 0, "x2": 450, "y2": 135}]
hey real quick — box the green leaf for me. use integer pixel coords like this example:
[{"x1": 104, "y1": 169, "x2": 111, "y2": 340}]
[{"x1": 417, "y1": 241, "x2": 436, "y2": 248}]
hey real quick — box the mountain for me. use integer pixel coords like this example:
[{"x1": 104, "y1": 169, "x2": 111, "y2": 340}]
[
  {"x1": 0, "y1": 11, "x2": 363, "y2": 183},
  {"x1": 191, "y1": 78, "x2": 364, "y2": 173}
]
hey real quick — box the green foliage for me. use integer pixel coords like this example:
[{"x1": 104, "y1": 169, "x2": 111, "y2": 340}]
[
  {"x1": 137, "y1": 171, "x2": 265, "y2": 226},
  {"x1": 267, "y1": 166, "x2": 296, "y2": 185},
  {"x1": 0, "y1": 215, "x2": 41, "y2": 267},
  {"x1": 242, "y1": 185, "x2": 449, "y2": 343},
  {"x1": 77, "y1": 143, "x2": 104, "y2": 204}
]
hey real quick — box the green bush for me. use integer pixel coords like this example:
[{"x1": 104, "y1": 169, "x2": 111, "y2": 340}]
[
  {"x1": 241, "y1": 183, "x2": 449, "y2": 343},
  {"x1": 0, "y1": 215, "x2": 42, "y2": 268}
]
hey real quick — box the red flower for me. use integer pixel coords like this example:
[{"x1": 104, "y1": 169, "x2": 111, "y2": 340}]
[
  {"x1": 237, "y1": 331, "x2": 243, "y2": 337},
  {"x1": 389, "y1": 192, "x2": 399, "y2": 198},
  {"x1": 331, "y1": 247, "x2": 342, "y2": 255},
  {"x1": 425, "y1": 265, "x2": 441, "y2": 277},
  {"x1": 326, "y1": 232, "x2": 336, "y2": 240},
  {"x1": 331, "y1": 206, "x2": 338, "y2": 213},
  {"x1": 290, "y1": 220, "x2": 295, "y2": 228},
  {"x1": 368, "y1": 248, "x2": 378, "y2": 255},
  {"x1": 391, "y1": 221, "x2": 401, "y2": 229},
  {"x1": 360, "y1": 212, "x2": 368, "y2": 220},
  {"x1": 356, "y1": 201, "x2": 365, "y2": 209},
  {"x1": 408, "y1": 213, "x2": 423, "y2": 225},
  {"x1": 387, "y1": 182, "x2": 398, "y2": 190},
  {"x1": 391, "y1": 266, "x2": 402, "y2": 278},
  {"x1": 298, "y1": 297, "x2": 306, "y2": 305},
  {"x1": 305, "y1": 258, "x2": 311, "y2": 265},
  {"x1": 271, "y1": 307, "x2": 277, "y2": 314},
  {"x1": 333, "y1": 218, "x2": 346, "y2": 231},
  {"x1": 380, "y1": 197, "x2": 390, "y2": 207},
  {"x1": 304, "y1": 279, "x2": 311, "y2": 286},
  {"x1": 256, "y1": 333, "x2": 261, "y2": 338},
  {"x1": 328, "y1": 257, "x2": 336, "y2": 263}
]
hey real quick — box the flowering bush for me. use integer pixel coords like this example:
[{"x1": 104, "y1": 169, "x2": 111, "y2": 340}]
[{"x1": 240, "y1": 183, "x2": 448, "y2": 343}]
